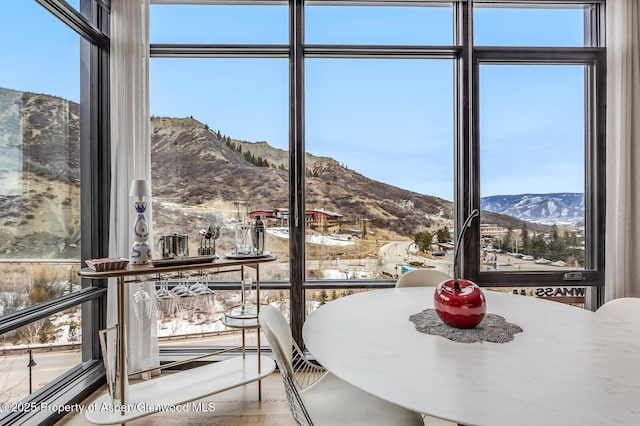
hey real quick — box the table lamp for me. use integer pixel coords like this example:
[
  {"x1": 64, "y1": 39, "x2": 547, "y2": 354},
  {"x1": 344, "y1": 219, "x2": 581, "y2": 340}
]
[
  {"x1": 433, "y1": 209, "x2": 486, "y2": 328},
  {"x1": 129, "y1": 179, "x2": 152, "y2": 264}
]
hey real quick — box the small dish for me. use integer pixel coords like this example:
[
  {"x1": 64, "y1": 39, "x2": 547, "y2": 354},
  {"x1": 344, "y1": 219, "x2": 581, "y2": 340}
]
[{"x1": 86, "y1": 258, "x2": 129, "y2": 272}]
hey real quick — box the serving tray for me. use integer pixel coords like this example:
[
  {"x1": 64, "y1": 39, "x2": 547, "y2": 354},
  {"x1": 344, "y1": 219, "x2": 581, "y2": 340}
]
[
  {"x1": 149, "y1": 255, "x2": 217, "y2": 267},
  {"x1": 224, "y1": 251, "x2": 272, "y2": 260}
]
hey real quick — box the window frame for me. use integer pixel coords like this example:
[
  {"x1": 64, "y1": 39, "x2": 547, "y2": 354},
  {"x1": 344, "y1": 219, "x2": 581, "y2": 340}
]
[
  {"x1": 0, "y1": 0, "x2": 110, "y2": 424},
  {"x1": 149, "y1": 0, "x2": 606, "y2": 347},
  {"x1": 0, "y1": 1, "x2": 606, "y2": 424},
  {"x1": 465, "y1": 47, "x2": 606, "y2": 291}
]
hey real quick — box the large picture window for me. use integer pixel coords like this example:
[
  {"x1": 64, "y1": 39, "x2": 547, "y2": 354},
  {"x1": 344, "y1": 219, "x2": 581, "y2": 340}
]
[
  {"x1": 478, "y1": 64, "x2": 587, "y2": 272},
  {"x1": 0, "y1": 0, "x2": 84, "y2": 401},
  {"x1": 150, "y1": 58, "x2": 289, "y2": 276},
  {"x1": 304, "y1": 58, "x2": 454, "y2": 281},
  {"x1": 469, "y1": 2, "x2": 605, "y2": 289},
  {"x1": 149, "y1": 5, "x2": 291, "y2": 345},
  {"x1": 0, "y1": 1, "x2": 109, "y2": 424},
  {"x1": 148, "y1": 0, "x2": 605, "y2": 344},
  {"x1": 0, "y1": 0, "x2": 606, "y2": 423}
]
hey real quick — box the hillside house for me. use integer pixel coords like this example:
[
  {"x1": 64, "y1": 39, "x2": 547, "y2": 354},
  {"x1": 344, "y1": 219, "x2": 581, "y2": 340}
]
[{"x1": 249, "y1": 207, "x2": 343, "y2": 232}]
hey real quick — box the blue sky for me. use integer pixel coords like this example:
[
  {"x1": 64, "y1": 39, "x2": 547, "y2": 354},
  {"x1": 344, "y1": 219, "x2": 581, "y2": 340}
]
[
  {"x1": 1, "y1": 1, "x2": 586, "y2": 202},
  {"x1": 0, "y1": 1, "x2": 80, "y2": 102}
]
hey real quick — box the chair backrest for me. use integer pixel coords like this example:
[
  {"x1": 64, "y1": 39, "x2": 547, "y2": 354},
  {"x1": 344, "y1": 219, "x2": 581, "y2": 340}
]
[
  {"x1": 259, "y1": 305, "x2": 294, "y2": 376},
  {"x1": 395, "y1": 268, "x2": 451, "y2": 288},
  {"x1": 259, "y1": 305, "x2": 316, "y2": 426},
  {"x1": 596, "y1": 297, "x2": 640, "y2": 327}
]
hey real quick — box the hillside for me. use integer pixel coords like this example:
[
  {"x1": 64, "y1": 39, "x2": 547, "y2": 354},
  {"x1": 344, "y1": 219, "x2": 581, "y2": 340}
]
[
  {"x1": 150, "y1": 117, "x2": 548, "y2": 236},
  {"x1": 481, "y1": 193, "x2": 584, "y2": 227},
  {"x1": 0, "y1": 87, "x2": 81, "y2": 259},
  {"x1": 150, "y1": 116, "x2": 457, "y2": 238},
  {"x1": 0, "y1": 87, "x2": 545, "y2": 259}
]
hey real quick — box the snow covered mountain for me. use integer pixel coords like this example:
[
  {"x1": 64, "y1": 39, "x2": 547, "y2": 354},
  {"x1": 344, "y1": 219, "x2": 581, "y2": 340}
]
[{"x1": 480, "y1": 193, "x2": 584, "y2": 226}]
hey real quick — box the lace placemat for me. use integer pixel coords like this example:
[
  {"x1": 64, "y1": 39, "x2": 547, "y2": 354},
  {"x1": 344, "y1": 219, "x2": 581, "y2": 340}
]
[{"x1": 409, "y1": 309, "x2": 523, "y2": 343}]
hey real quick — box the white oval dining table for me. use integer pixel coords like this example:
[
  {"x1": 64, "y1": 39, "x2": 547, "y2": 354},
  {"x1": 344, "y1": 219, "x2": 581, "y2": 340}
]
[{"x1": 302, "y1": 287, "x2": 640, "y2": 426}]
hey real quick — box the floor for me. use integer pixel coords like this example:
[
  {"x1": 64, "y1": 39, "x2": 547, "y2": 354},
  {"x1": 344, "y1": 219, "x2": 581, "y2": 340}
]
[{"x1": 58, "y1": 372, "x2": 456, "y2": 426}]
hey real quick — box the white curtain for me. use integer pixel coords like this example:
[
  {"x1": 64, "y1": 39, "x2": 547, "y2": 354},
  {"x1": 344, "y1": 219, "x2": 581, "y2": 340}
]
[
  {"x1": 605, "y1": 0, "x2": 640, "y2": 300},
  {"x1": 108, "y1": 0, "x2": 159, "y2": 378}
]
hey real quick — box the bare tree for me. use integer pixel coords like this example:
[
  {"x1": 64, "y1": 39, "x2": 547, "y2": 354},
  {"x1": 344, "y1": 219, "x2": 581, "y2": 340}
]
[
  {"x1": 19, "y1": 319, "x2": 52, "y2": 345},
  {"x1": 0, "y1": 269, "x2": 30, "y2": 315}
]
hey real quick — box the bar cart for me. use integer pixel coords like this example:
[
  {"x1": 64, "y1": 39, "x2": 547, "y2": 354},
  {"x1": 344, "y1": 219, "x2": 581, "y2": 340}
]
[{"x1": 79, "y1": 255, "x2": 277, "y2": 425}]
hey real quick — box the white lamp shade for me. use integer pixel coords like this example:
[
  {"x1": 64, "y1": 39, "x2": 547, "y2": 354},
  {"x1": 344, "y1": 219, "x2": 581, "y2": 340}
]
[{"x1": 129, "y1": 179, "x2": 151, "y2": 197}]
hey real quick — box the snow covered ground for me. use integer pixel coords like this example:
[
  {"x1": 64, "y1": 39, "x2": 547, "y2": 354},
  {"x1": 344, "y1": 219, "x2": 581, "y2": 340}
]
[{"x1": 268, "y1": 227, "x2": 355, "y2": 246}]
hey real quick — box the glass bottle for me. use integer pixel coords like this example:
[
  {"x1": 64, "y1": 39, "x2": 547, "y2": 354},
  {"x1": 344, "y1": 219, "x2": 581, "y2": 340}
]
[
  {"x1": 251, "y1": 215, "x2": 266, "y2": 255},
  {"x1": 229, "y1": 277, "x2": 257, "y2": 318}
]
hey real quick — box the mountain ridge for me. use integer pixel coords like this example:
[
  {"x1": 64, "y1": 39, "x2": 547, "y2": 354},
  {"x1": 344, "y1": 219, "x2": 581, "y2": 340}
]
[
  {"x1": 149, "y1": 116, "x2": 458, "y2": 236},
  {"x1": 480, "y1": 193, "x2": 584, "y2": 226},
  {"x1": 0, "y1": 87, "x2": 555, "y2": 258}
]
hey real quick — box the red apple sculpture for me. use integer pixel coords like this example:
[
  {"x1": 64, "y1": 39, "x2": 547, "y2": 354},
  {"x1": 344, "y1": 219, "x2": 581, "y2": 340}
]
[{"x1": 434, "y1": 209, "x2": 487, "y2": 329}]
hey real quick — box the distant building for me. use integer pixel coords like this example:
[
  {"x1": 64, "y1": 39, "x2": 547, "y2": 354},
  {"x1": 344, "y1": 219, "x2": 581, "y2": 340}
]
[
  {"x1": 249, "y1": 207, "x2": 343, "y2": 231},
  {"x1": 480, "y1": 224, "x2": 508, "y2": 238},
  {"x1": 306, "y1": 208, "x2": 343, "y2": 231},
  {"x1": 249, "y1": 208, "x2": 289, "y2": 227}
]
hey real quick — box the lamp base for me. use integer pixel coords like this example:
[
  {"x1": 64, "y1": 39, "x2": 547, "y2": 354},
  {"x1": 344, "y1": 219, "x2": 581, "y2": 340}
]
[{"x1": 130, "y1": 241, "x2": 151, "y2": 264}]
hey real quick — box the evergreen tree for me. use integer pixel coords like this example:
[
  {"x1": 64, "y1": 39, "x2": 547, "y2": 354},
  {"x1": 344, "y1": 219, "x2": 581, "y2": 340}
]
[
  {"x1": 547, "y1": 224, "x2": 561, "y2": 260},
  {"x1": 436, "y1": 227, "x2": 451, "y2": 244},
  {"x1": 521, "y1": 223, "x2": 530, "y2": 253},
  {"x1": 531, "y1": 232, "x2": 546, "y2": 258},
  {"x1": 414, "y1": 231, "x2": 433, "y2": 252}
]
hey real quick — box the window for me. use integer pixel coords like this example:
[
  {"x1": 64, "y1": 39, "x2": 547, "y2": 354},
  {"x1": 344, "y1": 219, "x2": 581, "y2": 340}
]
[
  {"x1": 149, "y1": 4, "x2": 291, "y2": 346},
  {"x1": 305, "y1": 4, "x2": 453, "y2": 45},
  {"x1": 304, "y1": 58, "x2": 454, "y2": 281},
  {"x1": 0, "y1": 0, "x2": 607, "y2": 423},
  {"x1": 0, "y1": 0, "x2": 83, "y2": 375},
  {"x1": 150, "y1": 4, "x2": 288, "y2": 44},
  {"x1": 479, "y1": 64, "x2": 586, "y2": 272},
  {"x1": 149, "y1": 0, "x2": 605, "y2": 345},
  {"x1": 474, "y1": 6, "x2": 586, "y2": 47},
  {"x1": 149, "y1": 59, "x2": 289, "y2": 269},
  {"x1": 470, "y1": 2, "x2": 605, "y2": 288},
  {"x1": 1, "y1": 306, "x2": 82, "y2": 403},
  {"x1": 0, "y1": 0, "x2": 109, "y2": 424}
]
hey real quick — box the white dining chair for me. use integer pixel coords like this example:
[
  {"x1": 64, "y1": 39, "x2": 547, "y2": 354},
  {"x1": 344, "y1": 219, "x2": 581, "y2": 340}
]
[
  {"x1": 395, "y1": 268, "x2": 451, "y2": 288},
  {"x1": 258, "y1": 305, "x2": 423, "y2": 426},
  {"x1": 595, "y1": 297, "x2": 640, "y2": 327}
]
